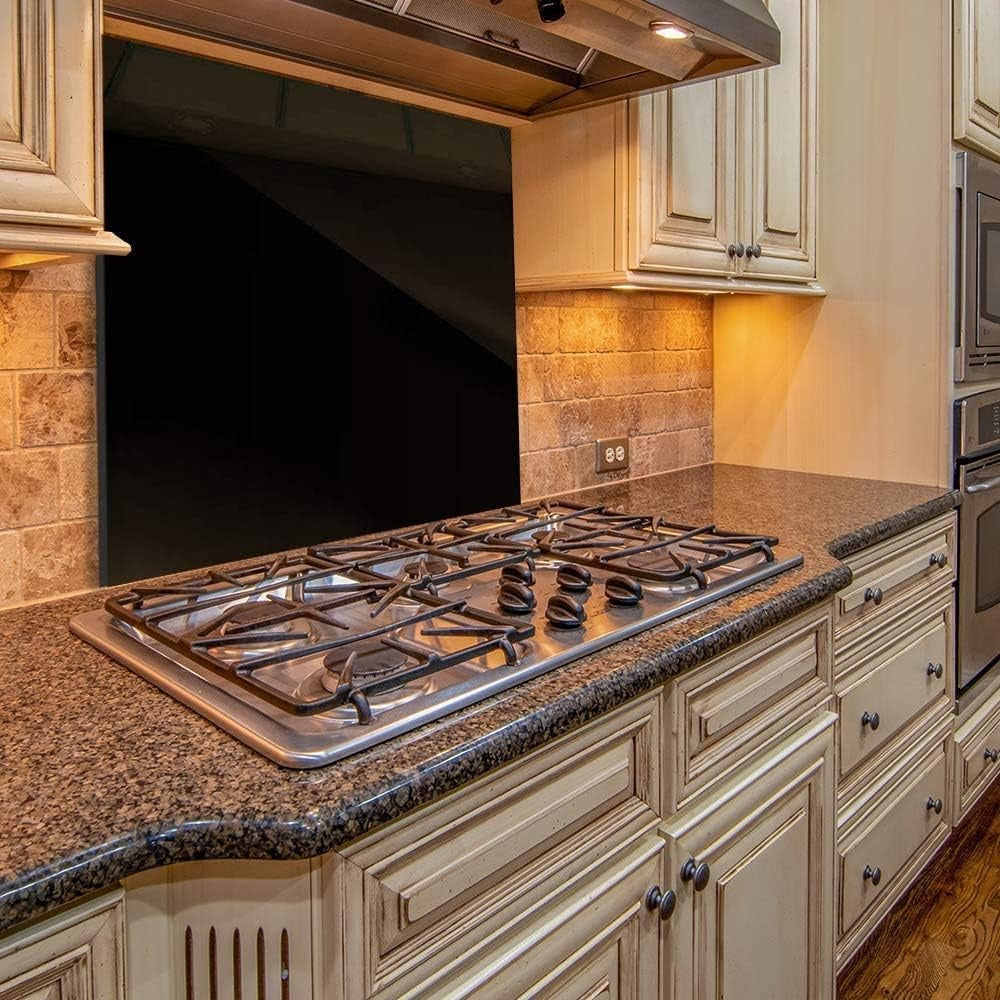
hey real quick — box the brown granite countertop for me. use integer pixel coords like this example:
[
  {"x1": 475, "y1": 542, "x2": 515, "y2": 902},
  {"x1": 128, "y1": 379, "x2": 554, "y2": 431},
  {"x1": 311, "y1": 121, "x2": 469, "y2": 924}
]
[{"x1": 0, "y1": 464, "x2": 959, "y2": 934}]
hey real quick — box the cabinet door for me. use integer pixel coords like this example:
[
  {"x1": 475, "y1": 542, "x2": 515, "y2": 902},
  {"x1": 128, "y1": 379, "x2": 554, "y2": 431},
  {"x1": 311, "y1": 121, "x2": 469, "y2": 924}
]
[
  {"x1": 662, "y1": 713, "x2": 835, "y2": 1000},
  {"x1": 738, "y1": 0, "x2": 817, "y2": 279},
  {"x1": 630, "y1": 80, "x2": 738, "y2": 276},
  {"x1": 955, "y1": 0, "x2": 1000, "y2": 159}
]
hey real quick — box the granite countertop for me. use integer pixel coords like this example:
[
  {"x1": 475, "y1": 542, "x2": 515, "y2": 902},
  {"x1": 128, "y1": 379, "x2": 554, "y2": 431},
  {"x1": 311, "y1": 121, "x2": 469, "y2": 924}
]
[{"x1": 0, "y1": 464, "x2": 959, "y2": 935}]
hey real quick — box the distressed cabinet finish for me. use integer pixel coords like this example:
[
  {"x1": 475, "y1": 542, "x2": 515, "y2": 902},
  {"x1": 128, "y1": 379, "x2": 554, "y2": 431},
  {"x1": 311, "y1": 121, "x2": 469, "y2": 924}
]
[
  {"x1": 661, "y1": 713, "x2": 836, "y2": 1000},
  {"x1": 954, "y1": 0, "x2": 1000, "y2": 160},
  {"x1": 513, "y1": 0, "x2": 817, "y2": 292},
  {"x1": 0, "y1": 0, "x2": 128, "y2": 266},
  {"x1": 0, "y1": 892, "x2": 124, "y2": 1000}
]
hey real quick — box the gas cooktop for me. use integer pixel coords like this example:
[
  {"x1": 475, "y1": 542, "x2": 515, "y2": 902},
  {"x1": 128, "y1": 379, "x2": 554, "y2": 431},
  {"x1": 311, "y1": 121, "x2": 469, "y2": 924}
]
[{"x1": 70, "y1": 499, "x2": 803, "y2": 767}]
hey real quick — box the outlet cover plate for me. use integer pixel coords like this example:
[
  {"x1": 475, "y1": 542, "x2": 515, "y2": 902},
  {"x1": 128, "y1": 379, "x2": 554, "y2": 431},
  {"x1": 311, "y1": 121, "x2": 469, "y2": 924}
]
[{"x1": 596, "y1": 437, "x2": 629, "y2": 473}]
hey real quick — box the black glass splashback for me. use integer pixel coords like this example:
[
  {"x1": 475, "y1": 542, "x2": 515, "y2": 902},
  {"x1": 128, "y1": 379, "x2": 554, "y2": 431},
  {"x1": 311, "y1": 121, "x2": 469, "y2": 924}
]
[{"x1": 99, "y1": 41, "x2": 519, "y2": 585}]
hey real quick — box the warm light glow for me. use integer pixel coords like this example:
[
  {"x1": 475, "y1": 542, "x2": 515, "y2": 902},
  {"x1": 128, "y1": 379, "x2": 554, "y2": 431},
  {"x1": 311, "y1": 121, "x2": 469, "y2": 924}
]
[
  {"x1": 612, "y1": 283, "x2": 645, "y2": 290},
  {"x1": 648, "y1": 20, "x2": 693, "y2": 39}
]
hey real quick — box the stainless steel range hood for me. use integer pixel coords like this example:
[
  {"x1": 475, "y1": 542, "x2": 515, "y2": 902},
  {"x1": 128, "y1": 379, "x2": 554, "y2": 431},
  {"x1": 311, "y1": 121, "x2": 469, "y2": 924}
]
[{"x1": 105, "y1": 0, "x2": 780, "y2": 119}]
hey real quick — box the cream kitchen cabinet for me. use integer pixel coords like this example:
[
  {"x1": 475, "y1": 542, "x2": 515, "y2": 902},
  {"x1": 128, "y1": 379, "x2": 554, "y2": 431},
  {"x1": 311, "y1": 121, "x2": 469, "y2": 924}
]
[
  {"x1": 513, "y1": 0, "x2": 817, "y2": 292},
  {"x1": 660, "y1": 712, "x2": 836, "y2": 1000},
  {"x1": 0, "y1": 0, "x2": 128, "y2": 268},
  {"x1": 954, "y1": 0, "x2": 1000, "y2": 160}
]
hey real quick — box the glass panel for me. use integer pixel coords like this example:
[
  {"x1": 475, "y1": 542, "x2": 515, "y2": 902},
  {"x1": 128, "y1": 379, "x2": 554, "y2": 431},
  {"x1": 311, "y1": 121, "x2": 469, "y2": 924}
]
[
  {"x1": 981, "y1": 220, "x2": 1000, "y2": 324},
  {"x1": 977, "y1": 500, "x2": 1000, "y2": 611}
]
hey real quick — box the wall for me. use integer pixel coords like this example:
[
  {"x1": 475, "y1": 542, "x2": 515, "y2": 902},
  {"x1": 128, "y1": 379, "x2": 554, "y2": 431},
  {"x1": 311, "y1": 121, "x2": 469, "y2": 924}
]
[
  {"x1": 0, "y1": 261, "x2": 99, "y2": 608},
  {"x1": 517, "y1": 289, "x2": 713, "y2": 498},
  {"x1": 713, "y1": 0, "x2": 951, "y2": 488}
]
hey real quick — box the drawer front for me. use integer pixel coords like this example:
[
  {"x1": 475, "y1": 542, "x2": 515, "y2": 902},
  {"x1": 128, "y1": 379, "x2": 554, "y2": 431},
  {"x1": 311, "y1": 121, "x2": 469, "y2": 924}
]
[
  {"x1": 839, "y1": 748, "x2": 948, "y2": 935},
  {"x1": 838, "y1": 614, "x2": 949, "y2": 777},
  {"x1": 671, "y1": 606, "x2": 832, "y2": 808},
  {"x1": 836, "y1": 515, "x2": 955, "y2": 636},
  {"x1": 955, "y1": 688, "x2": 1000, "y2": 820},
  {"x1": 342, "y1": 696, "x2": 660, "y2": 999}
]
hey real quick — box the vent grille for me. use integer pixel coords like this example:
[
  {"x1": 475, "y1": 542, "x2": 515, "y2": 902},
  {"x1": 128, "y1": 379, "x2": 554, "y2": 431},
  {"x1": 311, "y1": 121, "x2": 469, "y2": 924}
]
[
  {"x1": 183, "y1": 924, "x2": 294, "y2": 999},
  {"x1": 970, "y1": 350, "x2": 1000, "y2": 368}
]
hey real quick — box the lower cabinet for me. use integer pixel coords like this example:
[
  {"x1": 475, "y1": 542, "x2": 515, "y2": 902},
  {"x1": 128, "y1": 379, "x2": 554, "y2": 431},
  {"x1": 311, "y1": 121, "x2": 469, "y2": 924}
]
[
  {"x1": 660, "y1": 712, "x2": 836, "y2": 1000},
  {"x1": 952, "y1": 678, "x2": 1000, "y2": 824}
]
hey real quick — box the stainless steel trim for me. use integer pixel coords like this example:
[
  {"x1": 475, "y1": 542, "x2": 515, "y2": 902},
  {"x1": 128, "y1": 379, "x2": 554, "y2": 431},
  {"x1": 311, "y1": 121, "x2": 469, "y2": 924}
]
[{"x1": 966, "y1": 474, "x2": 1000, "y2": 493}]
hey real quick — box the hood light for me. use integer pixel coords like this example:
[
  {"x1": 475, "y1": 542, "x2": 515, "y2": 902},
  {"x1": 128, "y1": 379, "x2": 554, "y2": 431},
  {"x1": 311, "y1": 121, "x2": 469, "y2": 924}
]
[{"x1": 649, "y1": 21, "x2": 693, "y2": 39}]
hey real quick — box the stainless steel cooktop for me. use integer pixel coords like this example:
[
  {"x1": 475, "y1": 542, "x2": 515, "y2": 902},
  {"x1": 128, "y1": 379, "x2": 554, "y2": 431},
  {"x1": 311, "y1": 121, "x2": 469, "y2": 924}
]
[{"x1": 71, "y1": 499, "x2": 803, "y2": 768}]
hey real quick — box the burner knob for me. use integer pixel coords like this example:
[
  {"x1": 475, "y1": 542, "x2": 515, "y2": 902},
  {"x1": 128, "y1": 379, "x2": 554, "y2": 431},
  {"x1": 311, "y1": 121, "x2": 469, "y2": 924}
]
[
  {"x1": 556, "y1": 564, "x2": 593, "y2": 592},
  {"x1": 546, "y1": 593, "x2": 588, "y2": 629},
  {"x1": 605, "y1": 575, "x2": 644, "y2": 607},
  {"x1": 497, "y1": 581, "x2": 536, "y2": 615},
  {"x1": 501, "y1": 563, "x2": 536, "y2": 587}
]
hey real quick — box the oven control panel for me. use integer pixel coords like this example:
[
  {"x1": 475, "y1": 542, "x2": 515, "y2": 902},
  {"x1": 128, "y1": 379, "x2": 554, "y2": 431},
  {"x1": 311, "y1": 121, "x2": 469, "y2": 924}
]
[{"x1": 957, "y1": 387, "x2": 1000, "y2": 460}]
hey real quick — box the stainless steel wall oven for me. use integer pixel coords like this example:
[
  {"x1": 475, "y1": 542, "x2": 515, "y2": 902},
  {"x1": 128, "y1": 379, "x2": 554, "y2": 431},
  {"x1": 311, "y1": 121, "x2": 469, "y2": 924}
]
[{"x1": 956, "y1": 387, "x2": 1000, "y2": 694}]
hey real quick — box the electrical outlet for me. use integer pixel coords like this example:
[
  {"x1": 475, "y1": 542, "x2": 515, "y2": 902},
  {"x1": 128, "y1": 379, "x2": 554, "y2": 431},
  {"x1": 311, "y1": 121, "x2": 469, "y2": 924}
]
[{"x1": 596, "y1": 437, "x2": 629, "y2": 473}]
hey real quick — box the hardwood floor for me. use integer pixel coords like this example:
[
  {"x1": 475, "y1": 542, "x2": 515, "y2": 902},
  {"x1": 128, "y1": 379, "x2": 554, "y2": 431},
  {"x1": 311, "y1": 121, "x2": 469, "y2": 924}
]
[{"x1": 838, "y1": 778, "x2": 1000, "y2": 999}]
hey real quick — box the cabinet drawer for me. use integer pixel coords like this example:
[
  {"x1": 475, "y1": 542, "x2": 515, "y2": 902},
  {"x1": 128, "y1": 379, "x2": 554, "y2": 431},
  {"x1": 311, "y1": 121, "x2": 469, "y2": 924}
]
[
  {"x1": 836, "y1": 515, "x2": 955, "y2": 638},
  {"x1": 669, "y1": 605, "x2": 832, "y2": 809},
  {"x1": 953, "y1": 682, "x2": 1000, "y2": 823},
  {"x1": 839, "y1": 746, "x2": 948, "y2": 937},
  {"x1": 838, "y1": 611, "x2": 949, "y2": 778},
  {"x1": 340, "y1": 695, "x2": 660, "y2": 999}
]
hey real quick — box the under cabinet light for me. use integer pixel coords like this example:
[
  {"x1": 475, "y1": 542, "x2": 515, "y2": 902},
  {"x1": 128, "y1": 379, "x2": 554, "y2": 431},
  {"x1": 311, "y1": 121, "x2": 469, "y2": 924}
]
[{"x1": 648, "y1": 21, "x2": 693, "y2": 39}]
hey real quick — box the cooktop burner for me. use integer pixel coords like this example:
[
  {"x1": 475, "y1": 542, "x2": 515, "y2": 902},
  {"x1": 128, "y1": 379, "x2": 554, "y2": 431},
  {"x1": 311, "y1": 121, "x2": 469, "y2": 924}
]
[{"x1": 70, "y1": 498, "x2": 804, "y2": 767}]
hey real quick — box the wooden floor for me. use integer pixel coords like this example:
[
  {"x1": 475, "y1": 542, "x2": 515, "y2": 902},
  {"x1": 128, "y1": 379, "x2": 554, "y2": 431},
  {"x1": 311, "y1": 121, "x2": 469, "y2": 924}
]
[{"x1": 838, "y1": 778, "x2": 1000, "y2": 1000}]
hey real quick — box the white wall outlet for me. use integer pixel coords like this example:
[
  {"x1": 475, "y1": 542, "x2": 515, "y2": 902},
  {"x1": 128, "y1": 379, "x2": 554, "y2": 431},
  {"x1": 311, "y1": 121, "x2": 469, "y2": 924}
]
[{"x1": 596, "y1": 437, "x2": 629, "y2": 473}]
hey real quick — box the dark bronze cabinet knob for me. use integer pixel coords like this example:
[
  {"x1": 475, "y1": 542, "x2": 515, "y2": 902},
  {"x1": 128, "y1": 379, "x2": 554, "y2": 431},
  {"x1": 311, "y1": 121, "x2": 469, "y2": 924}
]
[
  {"x1": 985, "y1": 748, "x2": 1000, "y2": 764},
  {"x1": 861, "y1": 711, "x2": 881, "y2": 731},
  {"x1": 645, "y1": 885, "x2": 677, "y2": 920},
  {"x1": 863, "y1": 865, "x2": 882, "y2": 886},
  {"x1": 926, "y1": 797, "x2": 943, "y2": 815},
  {"x1": 927, "y1": 662, "x2": 944, "y2": 679},
  {"x1": 750, "y1": 242, "x2": 762, "y2": 258},
  {"x1": 680, "y1": 858, "x2": 711, "y2": 892},
  {"x1": 929, "y1": 552, "x2": 948, "y2": 568},
  {"x1": 727, "y1": 242, "x2": 745, "y2": 258},
  {"x1": 864, "y1": 586, "x2": 884, "y2": 605}
]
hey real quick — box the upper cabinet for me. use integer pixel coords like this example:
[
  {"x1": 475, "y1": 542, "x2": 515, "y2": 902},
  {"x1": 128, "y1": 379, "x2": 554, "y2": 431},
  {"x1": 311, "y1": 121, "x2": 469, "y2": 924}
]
[
  {"x1": 955, "y1": 0, "x2": 1000, "y2": 160},
  {"x1": 513, "y1": 0, "x2": 818, "y2": 293},
  {"x1": 0, "y1": 0, "x2": 128, "y2": 268}
]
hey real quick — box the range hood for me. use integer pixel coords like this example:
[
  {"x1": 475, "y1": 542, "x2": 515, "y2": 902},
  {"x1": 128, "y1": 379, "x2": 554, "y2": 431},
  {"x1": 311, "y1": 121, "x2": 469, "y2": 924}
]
[{"x1": 105, "y1": 0, "x2": 780, "y2": 119}]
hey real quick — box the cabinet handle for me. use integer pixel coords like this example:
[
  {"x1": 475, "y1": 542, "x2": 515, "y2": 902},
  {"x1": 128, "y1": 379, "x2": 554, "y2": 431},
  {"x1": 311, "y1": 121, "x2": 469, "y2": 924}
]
[
  {"x1": 864, "y1": 586, "x2": 884, "y2": 605},
  {"x1": 863, "y1": 865, "x2": 882, "y2": 886},
  {"x1": 727, "y1": 242, "x2": 746, "y2": 259},
  {"x1": 927, "y1": 662, "x2": 944, "y2": 679},
  {"x1": 985, "y1": 748, "x2": 1000, "y2": 764},
  {"x1": 929, "y1": 552, "x2": 948, "y2": 568},
  {"x1": 750, "y1": 242, "x2": 762, "y2": 258},
  {"x1": 680, "y1": 858, "x2": 711, "y2": 892},
  {"x1": 861, "y1": 711, "x2": 881, "y2": 731},
  {"x1": 645, "y1": 886, "x2": 677, "y2": 920},
  {"x1": 926, "y1": 797, "x2": 943, "y2": 815}
]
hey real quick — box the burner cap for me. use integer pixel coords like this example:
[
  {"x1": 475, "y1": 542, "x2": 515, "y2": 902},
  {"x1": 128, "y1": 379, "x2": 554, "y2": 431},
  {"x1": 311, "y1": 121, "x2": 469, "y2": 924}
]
[
  {"x1": 323, "y1": 644, "x2": 410, "y2": 680},
  {"x1": 404, "y1": 556, "x2": 450, "y2": 578},
  {"x1": 220, "y1": 602, "x2": 284, "y2": 631}
]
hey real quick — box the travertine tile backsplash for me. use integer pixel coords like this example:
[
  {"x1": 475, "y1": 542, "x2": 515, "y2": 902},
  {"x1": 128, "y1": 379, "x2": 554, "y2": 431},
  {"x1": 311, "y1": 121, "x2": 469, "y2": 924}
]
[
  {"x1": 0, "y1": 272, "x2": 713, "y2": 606},
  {"x1": 517, "y1": 290, "x2": 713, "y2": 499},
  {"x1": 0, "y1": 262, "x2": 98, "y2": 607}
]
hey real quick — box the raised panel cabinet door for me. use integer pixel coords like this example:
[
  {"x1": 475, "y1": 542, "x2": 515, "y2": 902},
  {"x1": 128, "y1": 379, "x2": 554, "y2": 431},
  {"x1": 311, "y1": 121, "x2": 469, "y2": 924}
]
[
  {"x1": 738, "y1": 0, "x2": 817, "y2": 279},
  {"x1": 662, "y1": 713, "x2": 835, "y2": 1000},
  {"x1": 955, "y1": 0, "x2": 1000, "y2": 159},
  {"x1": 630, "y1": 79, "x2": 738, "y2": 275}
]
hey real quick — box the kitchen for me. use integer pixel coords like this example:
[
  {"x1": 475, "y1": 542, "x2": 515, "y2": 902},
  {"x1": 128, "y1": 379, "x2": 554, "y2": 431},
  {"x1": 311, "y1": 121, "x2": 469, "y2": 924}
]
[{"x1": 0, "y1": 0, "x2": 995, "y2": 997}]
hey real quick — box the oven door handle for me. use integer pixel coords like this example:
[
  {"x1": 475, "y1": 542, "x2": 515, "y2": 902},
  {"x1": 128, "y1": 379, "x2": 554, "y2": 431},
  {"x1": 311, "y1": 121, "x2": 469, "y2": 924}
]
[{"x1": 966, "y1": 473, "x2": 1000, "y2": 494}]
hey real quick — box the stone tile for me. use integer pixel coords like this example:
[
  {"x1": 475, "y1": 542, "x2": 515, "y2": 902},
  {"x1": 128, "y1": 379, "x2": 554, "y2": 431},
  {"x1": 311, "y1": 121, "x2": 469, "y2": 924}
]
[
  {"x1": 677, "y1": 426, "x2": 714, "y2": 467},
  {"x1": 653, "y1": 351, "x2": 679, "y2": 392},
  {"x1": 542, "y1": 356, "x2": 575, "y2": 401},
  {"x1": 0, "y1": 375, "x2": 12, "y2": 449},
  {"x1": 17, "y1": 371, "x2": 96, "y2": 446},
  {"x1": 557, "y1": 399, "x2": 594, "y2": 447},
  {"x1": 631, "y1": 431, "x2": 681, "y2": 478},
  {"x1": 0, "y1": 531, "x2": 18, "y2": 606},
  {"x1": 557, "y1": 308, "x2": 616, "y2": 353},
  {"x1": 20, "y1": 519, "x2": 98, "y2": 601},
  {"x1": 0, "y1": 449, "x2": 59, "y2": 528},
  {"x1": 665, "y1": 308, "x2": 712, "y2": 350},
  {"x1": 663, "y1": 390, "x2": 696, "y2": 432},
  {"x1": 618, "y1": 310, "x2": 664, "y2": 352},
  {"x1": 628, "y1": 352, "x2": 656, "y2": 394},
  {"x1": 56, "y1": 294, "x2": 97, "y2": 368},
  {"x1": 0, "y1": 292, "x2": 54, "y2": 370},
  {"x1": 59, "y1": 444, "x2": 98, "y2": 519},
  {"x1": 519, "y1": 402, "x2": 563, "y2": 452},
  {"x1": 10, "y1": 261, "x2": 95, "y2": 293},
  {"x1": 520, "y1": 447, "x2": 575, "y2": 500},
  {"x1": 0, "y1": 272, "x2": 11, "y2": 291},
  {"x1": 517, "y1": 355, "x2": 545, "y2": 404},
  {"x1": 637, "y1": 393, "x2": 668, "y2": 435},
  {"x1": 519, "y1": 307, "x2": 559, "y2": 354}
]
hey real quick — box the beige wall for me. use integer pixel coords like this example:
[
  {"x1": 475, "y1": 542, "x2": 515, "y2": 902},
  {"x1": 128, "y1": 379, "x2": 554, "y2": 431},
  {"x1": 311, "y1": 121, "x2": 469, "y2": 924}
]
[
  {"x1": 0, "y1": 269, "x2": 713, "y2": 606},
  {"x1": 0, "y1": 262, "x2": 99, "y2": 608},
  {"x1": 517, "y1": 290, "x2": 713, "y2": 498}
]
